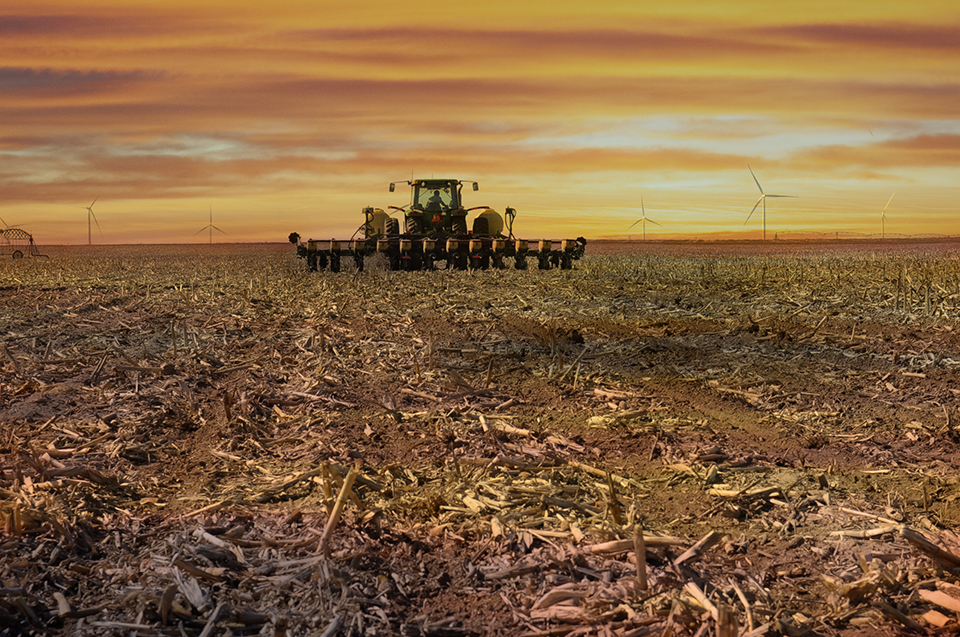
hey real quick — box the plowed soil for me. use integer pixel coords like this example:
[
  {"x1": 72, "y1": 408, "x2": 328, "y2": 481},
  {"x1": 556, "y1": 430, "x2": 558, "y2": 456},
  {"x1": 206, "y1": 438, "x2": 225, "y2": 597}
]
[{"x1": 2, "y1": 240, "x2": 960, "y2": 636}]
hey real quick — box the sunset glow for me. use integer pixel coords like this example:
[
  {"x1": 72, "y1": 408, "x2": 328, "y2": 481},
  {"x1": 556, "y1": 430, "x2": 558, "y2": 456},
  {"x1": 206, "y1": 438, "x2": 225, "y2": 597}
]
[{"x1": 2, "y1": 1, "x2": 959, "y2": 244}]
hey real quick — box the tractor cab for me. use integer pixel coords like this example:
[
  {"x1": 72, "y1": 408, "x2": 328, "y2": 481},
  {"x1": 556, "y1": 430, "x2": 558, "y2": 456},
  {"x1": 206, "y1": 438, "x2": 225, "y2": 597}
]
[
  {"x1": 389, "y1": 179, "x2": 479, "y2": 235},
  {"x1": 414, "y1": 180, "x2": 460, "y2": 213}
]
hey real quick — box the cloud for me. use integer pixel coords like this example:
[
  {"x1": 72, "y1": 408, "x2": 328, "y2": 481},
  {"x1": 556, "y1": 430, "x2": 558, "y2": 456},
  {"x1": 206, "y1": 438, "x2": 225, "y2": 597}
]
[
  {"x1": 285, "y1": 26, "x2": 791, "y2": 63},
  {"x1": 0, "y1": 67, "x2": 161, "y2": 96},
  {"x1": 794, "y1": 134, "x2": 960, "y2": 172},
  {"x1": 753, "y1": 23, "x2": 960, "y2": 50},
  {"x1": 0, "y1": 11, "x2": 228, "y2": 39}
]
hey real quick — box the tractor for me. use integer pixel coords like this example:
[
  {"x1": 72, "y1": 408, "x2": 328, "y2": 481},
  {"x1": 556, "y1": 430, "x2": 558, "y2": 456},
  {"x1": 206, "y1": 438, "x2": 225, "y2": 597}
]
[{"x1": 293, "y1": 178, "x2": 586, "y2": 272}]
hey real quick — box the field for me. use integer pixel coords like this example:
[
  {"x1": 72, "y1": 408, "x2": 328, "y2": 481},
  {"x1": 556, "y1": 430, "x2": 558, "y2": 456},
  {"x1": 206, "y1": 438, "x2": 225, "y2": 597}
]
[{"x1": 3, "y1": 240, "x2": 960, "y2": 636}]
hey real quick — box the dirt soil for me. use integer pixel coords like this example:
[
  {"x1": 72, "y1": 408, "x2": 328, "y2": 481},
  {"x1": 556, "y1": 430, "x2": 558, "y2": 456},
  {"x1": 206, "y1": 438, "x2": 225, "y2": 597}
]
[{"x1": 2, "y1": 241, "x2": 960, "y2": 636}]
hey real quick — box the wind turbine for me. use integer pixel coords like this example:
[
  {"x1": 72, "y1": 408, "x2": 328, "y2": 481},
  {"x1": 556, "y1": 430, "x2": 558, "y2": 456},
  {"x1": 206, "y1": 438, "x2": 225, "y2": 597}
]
[
  {"x1": 83, "y1": 197, "x2": 102, "y2": 245},
  {"x1": 880, "y1": 193, "x2": 895, "y2": 239},
  {"x1": 627, "y1": 196, "x2": 660, "y2": 241},
  {"x1": 195, "y1": 205, "x2": 227, "y2": 244},
  {"x1": 0, "y1": 217, "x2": 23, "y2": 230},
  {"x1": 744, "y1": 166, "x2": 797, "y2": 240}
]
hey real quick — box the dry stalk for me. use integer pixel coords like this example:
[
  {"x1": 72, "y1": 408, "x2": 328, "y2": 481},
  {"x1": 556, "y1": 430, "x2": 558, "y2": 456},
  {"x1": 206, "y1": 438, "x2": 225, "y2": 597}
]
[
  {"x1": 319, "y1": 462, "x2": 360, "y2": 558},
  {"x1": 633, "y1": 524, "x2": 647, "y2": 590}
]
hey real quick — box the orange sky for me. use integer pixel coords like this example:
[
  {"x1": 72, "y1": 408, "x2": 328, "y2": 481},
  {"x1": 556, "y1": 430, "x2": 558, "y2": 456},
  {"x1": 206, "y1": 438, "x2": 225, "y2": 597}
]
[{"x1": 2, "y1": 1, "x2": 959, "y2": 244}]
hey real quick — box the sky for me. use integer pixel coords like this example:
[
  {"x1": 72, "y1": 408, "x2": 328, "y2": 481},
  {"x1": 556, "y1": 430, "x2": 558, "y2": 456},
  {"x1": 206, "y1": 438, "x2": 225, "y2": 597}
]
[{"x1": 2, "y1": 1, "x2": 959, "y2": 244}]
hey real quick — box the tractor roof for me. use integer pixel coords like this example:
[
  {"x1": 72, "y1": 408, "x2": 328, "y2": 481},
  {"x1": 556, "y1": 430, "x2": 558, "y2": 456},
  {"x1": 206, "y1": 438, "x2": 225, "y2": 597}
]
[{"x1": 412, "y1": 179, "x2": 459, "y2": 186}]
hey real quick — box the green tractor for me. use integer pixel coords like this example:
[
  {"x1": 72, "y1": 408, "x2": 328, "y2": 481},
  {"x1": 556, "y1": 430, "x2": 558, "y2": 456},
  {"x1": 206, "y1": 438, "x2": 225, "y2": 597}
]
[
  {"x1": 294, "y1": 178, "x2": 586, "y2": 272},
  {"x1": 390, "y1": 178, "x2": 481, "y2": 235}
]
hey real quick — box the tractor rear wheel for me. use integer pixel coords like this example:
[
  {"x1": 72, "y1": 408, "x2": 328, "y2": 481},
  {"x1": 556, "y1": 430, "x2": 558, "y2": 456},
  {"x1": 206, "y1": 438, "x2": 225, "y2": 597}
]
[
  {"x1": 405, "y1": 217, "x2": 423, "y2": 234},
  {"x1": 452, "y1": 218, "x2": 467, "y2": 235},
  {"x1": 384, "y1": 217, "x2": 400, "y2": 235}
]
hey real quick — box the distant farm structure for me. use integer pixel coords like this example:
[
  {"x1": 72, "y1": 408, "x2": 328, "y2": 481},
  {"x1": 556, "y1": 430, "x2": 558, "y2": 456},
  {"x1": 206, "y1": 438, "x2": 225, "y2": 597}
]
[{"x1": 1, "y1": 228, "x2": 47, "y2": 259}]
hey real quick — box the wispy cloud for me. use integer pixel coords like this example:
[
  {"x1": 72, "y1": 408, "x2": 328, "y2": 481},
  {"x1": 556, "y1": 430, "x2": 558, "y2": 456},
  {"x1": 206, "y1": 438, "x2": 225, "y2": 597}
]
[
  {"x1": 753, "y1": 23, "x2": 960, "y2": 50},
  {"x1": 0, "y1": 67, "x2": 161, "y2": 96}
]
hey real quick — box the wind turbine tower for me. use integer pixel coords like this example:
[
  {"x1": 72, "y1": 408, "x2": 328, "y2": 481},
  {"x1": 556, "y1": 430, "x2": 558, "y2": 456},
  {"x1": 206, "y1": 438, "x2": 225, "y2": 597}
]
[{"x1": 744, "y1": 166, "x2": 797, "y2": 240}]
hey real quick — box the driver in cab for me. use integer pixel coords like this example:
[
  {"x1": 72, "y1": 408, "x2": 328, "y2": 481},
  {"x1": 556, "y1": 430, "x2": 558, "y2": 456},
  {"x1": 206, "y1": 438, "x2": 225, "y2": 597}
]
[{"x1": 425, "y1": 190, "x2": 447, "y2": 212}]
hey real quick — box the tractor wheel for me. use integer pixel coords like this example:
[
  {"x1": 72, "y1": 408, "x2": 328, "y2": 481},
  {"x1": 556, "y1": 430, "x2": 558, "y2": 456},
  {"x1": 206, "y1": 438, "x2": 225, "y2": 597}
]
[
  {"x1": 405, "y1": 217, "x2": 423, "y2": 234},
  {"x1": 452, "y1": 218, "x2": 467, "y2": 235},
  {"x1": 472, "y1": 217, "x2": 489, "y2": 235},
  {"x1": 12, "y1": 251, "x2": 23, "y2": 260},
  {"x1": 384, "y1": 217, "x2": 400, "y2": 235}
]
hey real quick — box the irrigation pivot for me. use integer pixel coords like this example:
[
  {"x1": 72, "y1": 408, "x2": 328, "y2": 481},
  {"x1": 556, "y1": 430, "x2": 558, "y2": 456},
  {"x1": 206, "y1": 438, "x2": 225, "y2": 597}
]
[{"x1": 744, "y1": 166, "x2": 797, "y2": 240}]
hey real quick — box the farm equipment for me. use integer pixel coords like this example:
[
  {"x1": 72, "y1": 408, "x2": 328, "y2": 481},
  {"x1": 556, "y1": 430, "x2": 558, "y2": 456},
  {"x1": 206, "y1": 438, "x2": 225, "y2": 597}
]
[
  {"x1": 292, "y1": 179, "x2": 586, "y2": 272},
  {"x1": 1, "y1": 228, "x2": 47, "y2": 259}
]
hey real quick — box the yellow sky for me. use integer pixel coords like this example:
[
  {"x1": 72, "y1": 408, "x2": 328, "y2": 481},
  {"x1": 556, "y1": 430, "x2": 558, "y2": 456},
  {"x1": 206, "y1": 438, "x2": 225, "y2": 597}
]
[{"x1": 2, "y1": 1, "x2": 959, "y2": 244}]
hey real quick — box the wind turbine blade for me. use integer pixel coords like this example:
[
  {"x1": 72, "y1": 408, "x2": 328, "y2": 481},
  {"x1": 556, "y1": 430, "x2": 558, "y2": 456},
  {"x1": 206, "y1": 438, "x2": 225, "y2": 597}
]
[
  {"x1": 765, "y1": 194, "x2": 798, "y2": 199},
  {"x1": 0, "y1": 217, "x2": 8, "y2": 229},
  {"x1": 881, "y1": 192, "x2": 895, "y2": 215},
  {"x1": 90, "y1": 210, "x2": 103, "y2": 236},
  {"x1": 648, "y1": 218, "x2": 661, "y2": 227},
  {"x1": 748, "y1": 165, "x2": 763, "y2": 194},
  {"x1": 745, "y1": 196, "x2": 763, "y2": 224},
  {"x1": 627, "y1": 220, "x2": 642, "y2": 230},
  {"x1": 212, "y1": 226, "x2": 228, "y2": 235},
  {"x1": 641, "y1": 196, "x2": 645, "y2": 217},
  {"x1": 89, "y1": 196, "x2": 98, "y2": 208},
  {"x1": 194, "y1": 226, "x2": 210, "y2": 235}
]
